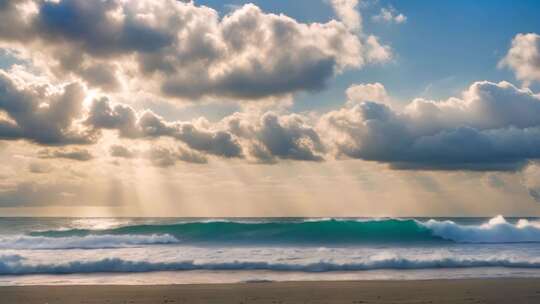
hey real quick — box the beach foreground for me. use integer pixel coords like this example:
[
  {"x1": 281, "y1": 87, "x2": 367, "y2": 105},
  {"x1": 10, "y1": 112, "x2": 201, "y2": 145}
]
[{"x1": 2, "y1": 279, "x2": 540, "y2": 304}]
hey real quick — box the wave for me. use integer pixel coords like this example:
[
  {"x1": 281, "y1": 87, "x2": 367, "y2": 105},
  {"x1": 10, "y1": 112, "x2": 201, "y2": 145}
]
[
  {"x1": 30, "y1": 218, "x2": 437, "y2": 244},
  {"x1": 26, "y1": 216, "x2": 540, "y2": 245},
  {"x1": 1, "y1": 254, "x2": 540, "y2": 275},
  {"x1": 0, "y1": 234, "x2": 178, "y2": 249},
  {"x1": 426, "y1": 215, "x2": 540, "y2": 243}
]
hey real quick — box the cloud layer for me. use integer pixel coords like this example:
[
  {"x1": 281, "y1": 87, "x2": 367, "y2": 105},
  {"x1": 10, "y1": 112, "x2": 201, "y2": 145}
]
[
  {"x1": 0, "y1": 0, "x2": 390, "y2": 102},
  {"x1": 1, "y1": 1, "x2": 539, "y2": 175},
  {"x1": 80, "y1": 78, "x2": 540, "y2": 170},
  {"x1": 3, "y1": 60, "x2": 540, "y2": 171}
]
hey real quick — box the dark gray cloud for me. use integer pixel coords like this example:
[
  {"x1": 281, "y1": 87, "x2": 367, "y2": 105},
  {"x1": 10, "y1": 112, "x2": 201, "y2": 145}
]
[
  {"x1": 161, "y1": 51, "x2": 336, "y2": 100},
  {"x1": 226, "y1": 112, "x2": 325, "y2": 162},
  {"x1": 34, "y1": 0, "x2": 173, "y2": 55},
  {"x1": 320, "y1": 81, "x2": 540, "y2": 171},
  {"x1": 86, "y1": 98, "x2": 140, "y2": 138},
  {"x1": 0, "y1": 71, "x2": 96, "y2": 145},
  {"x1": 259, "y1": 113, "x2": 324, "y2": 161},
  {"x1": 38, "y1": 148, "x2": 93, "y2": 161}
]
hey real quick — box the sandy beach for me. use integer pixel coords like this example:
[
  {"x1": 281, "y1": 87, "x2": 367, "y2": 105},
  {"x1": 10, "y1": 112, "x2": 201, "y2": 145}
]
[{"x1": 1, "y1": 279, "x2": 540, "y2": 304}]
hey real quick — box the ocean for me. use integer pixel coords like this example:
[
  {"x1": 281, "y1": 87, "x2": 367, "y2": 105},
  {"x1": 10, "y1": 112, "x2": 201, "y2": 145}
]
[{"x1": 1, "y1": 216, "x2": 540, "y2": 285}]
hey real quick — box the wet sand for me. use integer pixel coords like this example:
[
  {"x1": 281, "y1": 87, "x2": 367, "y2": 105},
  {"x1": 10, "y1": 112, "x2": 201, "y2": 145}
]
[{"x1": 1, "y1": 279, "x2": 540, "y2": 303}]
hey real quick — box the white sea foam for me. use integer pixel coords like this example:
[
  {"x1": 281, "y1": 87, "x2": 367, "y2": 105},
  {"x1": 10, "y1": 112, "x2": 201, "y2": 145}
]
[
  {"x1": 0, "y1": 234, "x2": 179, "y2": 249},
  {"x1": 1, "y1": 253, "x2": 540, "y2": 275},
  {"x1": 422, "y1": 215, "x2": 540, "y2": 243}
]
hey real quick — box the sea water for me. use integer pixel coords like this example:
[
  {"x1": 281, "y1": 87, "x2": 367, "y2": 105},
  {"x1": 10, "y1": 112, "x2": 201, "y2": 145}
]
[{"x1": 1, "y1": 216, "x2": 540, "y2": 285}]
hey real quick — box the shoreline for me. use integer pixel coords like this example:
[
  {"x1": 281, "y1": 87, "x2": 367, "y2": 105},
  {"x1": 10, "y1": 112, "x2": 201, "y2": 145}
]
[{"x1": 2, "y1": 278, "x2": 540, "y2": 303}]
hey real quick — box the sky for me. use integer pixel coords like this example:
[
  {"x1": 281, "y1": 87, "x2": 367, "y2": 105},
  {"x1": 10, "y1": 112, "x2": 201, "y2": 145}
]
[{"x1": 1, "y1": 0, "x2": 540, "y2": 217}]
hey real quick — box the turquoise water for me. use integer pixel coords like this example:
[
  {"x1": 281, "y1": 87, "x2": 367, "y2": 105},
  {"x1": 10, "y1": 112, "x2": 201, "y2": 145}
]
[{"x1": 29, "y1": 218, "x2": 440, "y2": 244}]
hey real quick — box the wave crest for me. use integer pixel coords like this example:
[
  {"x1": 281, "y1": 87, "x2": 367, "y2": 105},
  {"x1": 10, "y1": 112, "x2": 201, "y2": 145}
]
[{"x1": 426, "y1": 215, "x2": 540, "y2": 243}]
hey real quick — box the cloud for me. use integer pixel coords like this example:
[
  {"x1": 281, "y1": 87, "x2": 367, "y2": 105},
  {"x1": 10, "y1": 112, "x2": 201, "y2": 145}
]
[
  {"x1": 3, "y1": 20, "x2": 540, "y2": 174},
  {"x1": 175, "y1": 146, "x2": 208, "y2": 164},
  {"x1": 225, "y1": 111, "x2": 325, "y2": 163},
  {"x1": 38, "y1": 148, "x2": 93, "y2": 161},
  {"x1": 34, "y1": 0, "x2": 174, "y2": 55},
  {"x1": 86, "y1": 98, "x2": 140, "y2": 138},
  {"x1": 159, "y1": 3, "x2": 363, "y2": 100},
  {"x1": 61, "y1": 79, "x2": 540, "y2": 169},
  {"x1": 147, "y1": 146, "x2": 207, "y2": 167},
  {"x1": 0, "y1": 0, "x2": 385, "y2": 102},
  {"x1": 499, "y1": 33, "x2": 540, "y2": 86},
  {"x1": 87, "y1": 98, "x2": 243, "y2": 158},
  {"x1": 329, "y1": 0, "x2": 361, "y2": 32},
  {"x1": 110, "y1": 145, "x2": 137, "y2": 159},
  {"x1": 0, "y1": 70, "x2": 96, "y2": 145},
  {"x1": 110, "y1": 144, "x2": 207, "y2": 165},
  {"x1": 78, "y1": 64, "x2": 121, "y2": 91},
  {"x1": 146, "y1": 147, "x2": 180, "y2": 167},
  {"x1": 320, "y1": 81, "x2": 540, "y2": 171},
  {"x1": 172, "y1": 121, "x2": 243, "y2": 158},
  {"x1": 346, "y1": 82, "x2": 390, "y2": 105},
  {"x1": 1, "y1": 63, "x2": 323, "y2": 164},
  {"x1": 364, "y1": 35, "x2": 392, "y2": 64},
  {"x1": 4, "y1": 56, "x2": 540, "y2": 172},
  {"x1": 372, "y1": 7, "x2": 407, "y2": 24},
  {"x1": 90, "y1": 97, "x2": 326, "y2": 163},
  {"x1": 0, "y1": 0, "x2": 33, "y2": 42},
  {"x1": 95, "y1": 98, "x2": 326, "y2": 163}
]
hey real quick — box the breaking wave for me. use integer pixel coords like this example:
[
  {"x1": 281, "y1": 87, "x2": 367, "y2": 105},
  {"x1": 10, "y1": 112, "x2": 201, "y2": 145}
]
[{"x1": 23, "y1": 216, "x2": 540, "y2": 246}]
